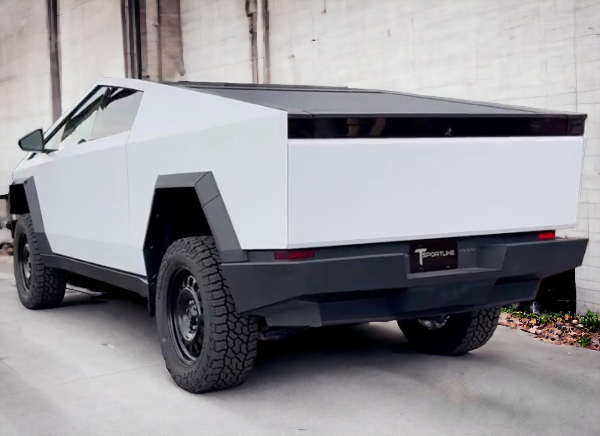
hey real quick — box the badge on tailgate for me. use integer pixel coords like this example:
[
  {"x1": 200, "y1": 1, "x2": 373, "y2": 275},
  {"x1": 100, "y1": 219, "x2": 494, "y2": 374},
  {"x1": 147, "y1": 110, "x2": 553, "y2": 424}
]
[{"x1": 409, "y1": 238, "x2": 458, "y2": 273}]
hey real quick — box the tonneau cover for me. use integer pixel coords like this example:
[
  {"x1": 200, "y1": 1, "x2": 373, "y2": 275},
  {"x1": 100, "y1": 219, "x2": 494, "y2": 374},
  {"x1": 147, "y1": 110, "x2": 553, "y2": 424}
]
[{"x1": 163, "y1": 81, "x2": 583, "y2": 118}]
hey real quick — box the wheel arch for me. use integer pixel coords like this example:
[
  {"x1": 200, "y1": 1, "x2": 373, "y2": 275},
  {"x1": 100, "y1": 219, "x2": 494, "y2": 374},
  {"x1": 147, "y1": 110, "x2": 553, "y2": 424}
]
[
  {"x1": 8, "y1": 178, "x2": 52, "y2": 253},
  {"x1": 143, "y1": 172, "x2": 247, "y2": 314},
  {"x1": 7, "y1": 183, "x2": 27, "y2": 237},
  {"x1": 8, "y1": 183, "x2": 28, "y2": 214}
]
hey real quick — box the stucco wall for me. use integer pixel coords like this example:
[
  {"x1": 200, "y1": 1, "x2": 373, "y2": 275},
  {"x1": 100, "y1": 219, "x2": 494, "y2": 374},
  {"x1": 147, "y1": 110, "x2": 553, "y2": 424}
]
[{"x1": 0, "y1": 0, "x2": 52, "y2": 197}]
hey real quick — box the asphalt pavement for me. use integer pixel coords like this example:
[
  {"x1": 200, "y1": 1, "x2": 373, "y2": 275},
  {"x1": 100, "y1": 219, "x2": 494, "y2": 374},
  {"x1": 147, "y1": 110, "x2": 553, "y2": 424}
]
[{"x1": 1, "y1": 258, "x2": 599, "y2": 436}]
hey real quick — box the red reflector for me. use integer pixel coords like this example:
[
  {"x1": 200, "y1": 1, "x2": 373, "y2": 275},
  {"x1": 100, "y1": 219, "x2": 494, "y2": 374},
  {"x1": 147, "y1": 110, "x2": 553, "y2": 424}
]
[
  {"x1": 538, "y1": 231, "x2": 555, "y2": 240},
  {"x1": 274, "y1": 250, "x2": 316, "y2": 260}
]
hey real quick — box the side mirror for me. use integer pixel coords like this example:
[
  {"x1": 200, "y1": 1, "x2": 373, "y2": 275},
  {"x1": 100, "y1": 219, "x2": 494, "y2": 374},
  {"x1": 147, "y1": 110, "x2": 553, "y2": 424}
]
[{"x1": 18, "y1": 129, "x2": 44, "y2": 152}]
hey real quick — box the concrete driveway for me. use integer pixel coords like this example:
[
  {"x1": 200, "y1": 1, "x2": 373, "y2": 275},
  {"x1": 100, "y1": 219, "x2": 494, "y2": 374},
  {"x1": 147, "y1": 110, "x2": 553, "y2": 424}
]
[{"x1": 1, "y1": 259, "x2": 599, "y2": 436}]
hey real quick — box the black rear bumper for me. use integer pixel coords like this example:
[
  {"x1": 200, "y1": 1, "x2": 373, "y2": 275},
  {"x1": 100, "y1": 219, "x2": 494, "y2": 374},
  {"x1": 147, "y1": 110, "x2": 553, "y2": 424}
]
[{"x1": 220, "y1": 235, "x2": 588, "y2": 327}]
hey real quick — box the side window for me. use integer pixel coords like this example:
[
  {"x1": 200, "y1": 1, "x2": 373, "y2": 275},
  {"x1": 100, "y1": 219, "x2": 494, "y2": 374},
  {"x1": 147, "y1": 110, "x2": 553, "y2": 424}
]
[
  {"x1": 90, "y1": 87, "x2": 143, "y2": 141},
  {"x1": 42, "y1": 86, "x2": 107, "y2": 151},
  {"x1": 59, "y1": 87, "x2": 108, "y2": 148},
  {"x1": 43, "y1": 124, "x2": 66, "y2": 151},
  {"x1": 41, "y1": 86, "x2": 142, "y2": 152}
]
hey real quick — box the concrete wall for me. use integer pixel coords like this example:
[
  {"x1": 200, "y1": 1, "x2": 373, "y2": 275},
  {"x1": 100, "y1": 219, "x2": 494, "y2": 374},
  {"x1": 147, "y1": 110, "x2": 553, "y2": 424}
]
[
  {"x1": 0, "y1": 0, "x2": 126, "y2": 199},
  {"x1": 264, "y1": 1, "x2": 599, "y2": 309},
  {"x1": 267, "y1": 0, "x2": 579, "y2": 110},
  {"x1": 177, "y1": 0, "x2": 600, "y2": 311},
  {"x1": 1, "y1": 0, "x2": 600, "y2": 310},
  {"x1": 0, "y1": 0, "x2": 52, "y2": 197},
  {"x1": 59, "y1": 0, "x2": 125, "y2": 109},
  {"x1": 569, "y1": 2, "x2": 600, "y2": 313},
  {"x1": 180, "y1": 0, "x2": 255, "y2": 83}
]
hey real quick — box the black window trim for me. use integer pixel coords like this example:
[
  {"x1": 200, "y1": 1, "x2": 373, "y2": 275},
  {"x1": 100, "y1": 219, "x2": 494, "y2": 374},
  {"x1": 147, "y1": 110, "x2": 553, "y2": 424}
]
[
  {"x1": 42, "y1": 85, "x2": 143, "y2": 149},
  {"x1": 42, "y1": 85, "x2": 107, "y2": 147}
]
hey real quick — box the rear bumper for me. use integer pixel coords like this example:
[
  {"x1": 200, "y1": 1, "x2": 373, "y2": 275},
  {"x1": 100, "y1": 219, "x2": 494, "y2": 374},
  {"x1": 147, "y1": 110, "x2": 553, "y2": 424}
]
[{"x1": 220, "y1": 235, "x2": 588, "y2": 327}]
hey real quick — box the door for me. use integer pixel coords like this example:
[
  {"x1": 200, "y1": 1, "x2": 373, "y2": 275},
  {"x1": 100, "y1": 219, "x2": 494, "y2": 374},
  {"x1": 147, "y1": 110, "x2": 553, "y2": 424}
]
[{"x1": 23, "y1": 86, "x2": 143, "y2": 272}]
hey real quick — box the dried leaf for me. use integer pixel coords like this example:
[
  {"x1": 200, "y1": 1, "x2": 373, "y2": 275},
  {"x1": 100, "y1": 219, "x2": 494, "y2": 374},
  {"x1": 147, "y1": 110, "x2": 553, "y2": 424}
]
[{"x1": 498, "y1": 309, "x2": 600, "y2": 353}]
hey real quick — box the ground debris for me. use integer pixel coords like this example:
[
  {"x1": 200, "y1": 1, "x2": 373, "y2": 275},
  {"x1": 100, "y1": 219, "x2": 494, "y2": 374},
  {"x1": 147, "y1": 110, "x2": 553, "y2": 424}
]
[
  {"x1": 500, "y1": 309, "x2": 600, "y2": 352},
  {"x1": 0, "y1": 242, "x2": 13, "y2": 256}
]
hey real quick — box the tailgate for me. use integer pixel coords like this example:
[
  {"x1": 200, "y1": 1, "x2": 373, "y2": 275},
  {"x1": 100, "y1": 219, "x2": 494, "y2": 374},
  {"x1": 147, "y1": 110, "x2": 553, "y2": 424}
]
[{"x1": 287, "y1": 136, "x2": 584, "y2": 248}]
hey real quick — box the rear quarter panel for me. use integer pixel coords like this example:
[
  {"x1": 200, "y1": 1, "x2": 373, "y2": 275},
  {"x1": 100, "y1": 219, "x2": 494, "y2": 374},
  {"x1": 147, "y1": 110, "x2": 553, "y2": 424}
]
[{"x1": 124, "y1": 83, "x2": 288, "y2": 275}]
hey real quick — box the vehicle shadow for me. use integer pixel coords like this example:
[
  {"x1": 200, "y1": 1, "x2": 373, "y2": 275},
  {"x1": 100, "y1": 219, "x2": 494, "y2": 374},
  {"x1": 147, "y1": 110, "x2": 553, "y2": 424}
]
[
  {"x1": 208, "y1": 321, "x2": 491, "y2": 419},
  {"x1": 56, "y1": 287, "x2": 471, "y2": 395},
  {"x1": 257, "y1": 323, "x2": 414, "y2": 363},
  {"x1": 62, "y1": 287, "x2": 419, "y2": 350},
  {"x1": 61, "y1": 287, "x2": 148, "y2": 308}
]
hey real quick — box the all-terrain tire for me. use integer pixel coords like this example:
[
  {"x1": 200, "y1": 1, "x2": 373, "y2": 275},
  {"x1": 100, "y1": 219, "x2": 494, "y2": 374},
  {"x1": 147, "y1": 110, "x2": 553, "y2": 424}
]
[
  {"x1": 13, "y1": 214, "x2": 66, "y2": 309},
  {"x1": 397, "y1": 307, "x2": 501, "y2": 355},
  {"x1": 156, "y1": 236, "x2": 259, "y2": 393}
]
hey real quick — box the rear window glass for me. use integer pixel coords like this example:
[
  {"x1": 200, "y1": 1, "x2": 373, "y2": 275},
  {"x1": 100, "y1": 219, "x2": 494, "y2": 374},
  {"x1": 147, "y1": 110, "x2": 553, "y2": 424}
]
[{"x1": 288, "y1": 116, "x2": 576, "y2": 139}]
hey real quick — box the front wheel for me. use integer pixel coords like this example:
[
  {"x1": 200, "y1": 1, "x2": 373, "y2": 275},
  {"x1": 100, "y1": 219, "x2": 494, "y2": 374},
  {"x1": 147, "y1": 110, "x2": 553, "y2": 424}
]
[
  {"x1": 156, "y1": 236, "x2": 259, "y2": 393},
  {"x1": 13, "y1": 214, "x2": 66, "y2": 309},
  {"x1": 397, "y1": 307, "x2": 501, "y2": 355}
]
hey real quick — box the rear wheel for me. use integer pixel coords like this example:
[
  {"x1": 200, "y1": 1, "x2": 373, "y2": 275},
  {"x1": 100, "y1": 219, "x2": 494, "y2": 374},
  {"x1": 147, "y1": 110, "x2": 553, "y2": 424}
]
[
  {"x1": 156, "y1": 236, "x2": 259, "y2": 393},
  {"x1": 397, "y1": 307, "x2": 501, "y2": 355},
  {"x1": 13, "y1": 214, "x2": 66, "y2": 309}
]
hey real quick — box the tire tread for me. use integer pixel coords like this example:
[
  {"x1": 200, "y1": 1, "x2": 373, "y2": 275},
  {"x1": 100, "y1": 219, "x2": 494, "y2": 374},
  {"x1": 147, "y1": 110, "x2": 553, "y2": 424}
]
[
  {"x1": 398, "y1": 307, "x2": 501, "y2": 356},
  {"x1": 157, "y1": 237, "x2": 258, "y2": 393},
  {"x1": 14, "y1": 214, "x2": 66, "y2": 309},
  {"x1": 450, "y1": 307, "x2": 501, "y2": 355}
]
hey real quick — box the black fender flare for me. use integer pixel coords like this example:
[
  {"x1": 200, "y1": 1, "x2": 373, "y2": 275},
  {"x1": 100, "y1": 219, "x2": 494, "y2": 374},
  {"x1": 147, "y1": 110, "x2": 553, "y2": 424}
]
[
  {"x1": 143, "y1": 172, "x2": 247, "y2": 315},
  {"x1": 145, "y1": 171, "x2": 247, "y2": 262},
  {"x1": 9, "y1": 178, "x2": 53, "y2": 254}
]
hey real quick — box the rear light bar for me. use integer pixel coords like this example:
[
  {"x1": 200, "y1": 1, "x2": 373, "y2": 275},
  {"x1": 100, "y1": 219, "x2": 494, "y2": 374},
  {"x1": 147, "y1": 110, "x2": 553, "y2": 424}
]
[
  {"x1": 275, "y1": 233, "x2": 556, "y2": 259},
  {"x1": 538, "y1": 231, "x2": 556, "y2": 240},
  {"x1": 274, "y1": 250, "x2": 316, "y2": 260}
]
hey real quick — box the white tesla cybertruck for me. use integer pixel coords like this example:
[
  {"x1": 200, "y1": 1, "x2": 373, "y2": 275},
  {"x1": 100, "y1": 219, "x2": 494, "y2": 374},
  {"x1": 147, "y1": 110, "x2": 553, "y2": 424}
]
[{"x1": 8, "y1": 78, "x2": 587, "y2": 392}]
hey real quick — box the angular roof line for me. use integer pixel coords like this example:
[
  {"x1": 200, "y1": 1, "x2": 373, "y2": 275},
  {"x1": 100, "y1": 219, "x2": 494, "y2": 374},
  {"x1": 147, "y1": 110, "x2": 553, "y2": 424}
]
[
  {"x1": 163, "y1": 81, "x2": 353, "y2": 92},
  {"x1": 161, "y1": 80, "x2": 585, "y2": 117}
]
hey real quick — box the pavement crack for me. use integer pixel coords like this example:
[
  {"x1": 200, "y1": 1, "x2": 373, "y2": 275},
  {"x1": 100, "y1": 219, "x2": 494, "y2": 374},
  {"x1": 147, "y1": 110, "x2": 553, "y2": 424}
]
[
  {"x1": 54, "y1": 363, "x2": 162, "y2": 388},
  {"x1": 0, "y1": 360, "x2": 15, "y2": 370}
]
